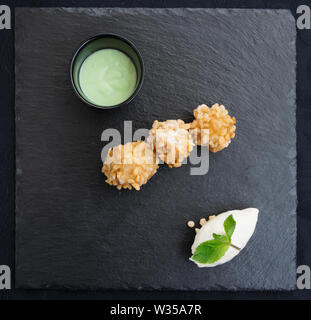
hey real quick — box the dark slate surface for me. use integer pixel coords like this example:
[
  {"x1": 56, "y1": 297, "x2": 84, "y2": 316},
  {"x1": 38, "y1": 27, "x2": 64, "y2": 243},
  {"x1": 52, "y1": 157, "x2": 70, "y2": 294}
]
[{"x1": 15, "y1": 8, "x2": 296, "y2": 290}]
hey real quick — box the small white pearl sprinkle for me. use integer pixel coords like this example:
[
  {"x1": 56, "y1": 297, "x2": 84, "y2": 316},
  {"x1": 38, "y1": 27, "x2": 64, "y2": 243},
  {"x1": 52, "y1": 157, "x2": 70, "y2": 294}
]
[{"x1": 187, "y1": 221, "x2": 195, "y2": 228}]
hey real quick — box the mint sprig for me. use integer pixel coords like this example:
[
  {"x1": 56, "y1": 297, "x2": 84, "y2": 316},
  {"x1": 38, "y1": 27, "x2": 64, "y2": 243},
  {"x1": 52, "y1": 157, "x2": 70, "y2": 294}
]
[
  {"x1": 192, "y1": 215, "x2": 240, "y2": 264},
  {"x1": 224, "y1": 214, "x2": 236, "y2": 242}
]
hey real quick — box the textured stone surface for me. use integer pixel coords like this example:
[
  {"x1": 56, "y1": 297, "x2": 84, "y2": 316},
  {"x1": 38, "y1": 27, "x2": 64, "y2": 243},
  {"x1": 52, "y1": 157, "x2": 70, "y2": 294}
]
[{"x1": 15, "y1": 8, "x2": 296, "y2": 290}]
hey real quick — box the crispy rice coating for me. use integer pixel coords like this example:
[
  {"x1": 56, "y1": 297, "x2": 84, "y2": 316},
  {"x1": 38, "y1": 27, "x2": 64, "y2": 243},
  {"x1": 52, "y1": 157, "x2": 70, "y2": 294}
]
[
  {"x1": 147, "y1": 119, "x2": 194, "y2": 168},
  {"x1": 190, "y1": 104, "x2": 236, "y2": 152},
  {"x1": 102, "y1": 141, "x2": 159, "y2": 190}
]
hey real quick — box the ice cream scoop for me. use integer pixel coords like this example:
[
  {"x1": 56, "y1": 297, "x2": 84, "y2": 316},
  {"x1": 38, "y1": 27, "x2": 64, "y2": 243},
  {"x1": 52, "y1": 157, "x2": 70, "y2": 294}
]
[{"x1": 190, "y1": 208, "x2": 259, "y2": 267}]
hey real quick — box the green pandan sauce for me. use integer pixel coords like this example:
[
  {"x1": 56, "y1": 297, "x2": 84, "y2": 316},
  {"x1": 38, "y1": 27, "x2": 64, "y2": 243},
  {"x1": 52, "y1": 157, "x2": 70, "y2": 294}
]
[{"x1": 79, "y1": 49, "x2": 137, "y2": 107}]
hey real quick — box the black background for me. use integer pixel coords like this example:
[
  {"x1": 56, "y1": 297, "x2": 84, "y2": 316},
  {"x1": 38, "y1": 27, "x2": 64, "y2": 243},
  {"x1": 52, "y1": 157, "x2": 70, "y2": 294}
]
[{"x1": 0, "y1": 0, "x2": 311, "y2": 300}]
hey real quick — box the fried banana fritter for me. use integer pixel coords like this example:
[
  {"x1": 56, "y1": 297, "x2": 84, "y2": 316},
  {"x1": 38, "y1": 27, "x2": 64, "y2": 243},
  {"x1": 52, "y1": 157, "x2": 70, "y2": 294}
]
[
  {"x1": 147, "y1": 119, "x2": 194, "y2": 168},
  {"x1": 102, "y1": 141, "x2": 159, "y2": 190},
  {"x1": 190, "y1": 104, "x2": 236, "y2": 152}
]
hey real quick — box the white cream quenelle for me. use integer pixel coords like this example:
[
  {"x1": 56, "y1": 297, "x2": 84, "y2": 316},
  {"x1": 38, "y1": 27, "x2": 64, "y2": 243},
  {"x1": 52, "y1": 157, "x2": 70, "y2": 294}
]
[{"x1": 190, "y1": 208, "x2": 259, "y2": 268}]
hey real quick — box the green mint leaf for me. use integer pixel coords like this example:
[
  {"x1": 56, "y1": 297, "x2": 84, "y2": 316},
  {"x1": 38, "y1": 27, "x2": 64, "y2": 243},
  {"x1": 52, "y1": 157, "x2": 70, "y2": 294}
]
[
  {"x1": 192, "y1": 214, "x2": 237, "y2": 264},
  {"x1": 193, "y1": 239, "x2": 230, "y2": 264},
  {"x1": 212, "y1": 233, "x2": 227, "y2": 242},
  {"x1": 224, "y1": 214, "x2": 236, "y2": 242}
]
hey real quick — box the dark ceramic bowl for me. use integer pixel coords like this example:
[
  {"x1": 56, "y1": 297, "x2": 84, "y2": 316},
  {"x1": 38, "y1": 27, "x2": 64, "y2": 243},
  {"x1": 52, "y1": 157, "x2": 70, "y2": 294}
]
[{"x1": 70, "y1": 34, "x2": 144, "y2": 109}]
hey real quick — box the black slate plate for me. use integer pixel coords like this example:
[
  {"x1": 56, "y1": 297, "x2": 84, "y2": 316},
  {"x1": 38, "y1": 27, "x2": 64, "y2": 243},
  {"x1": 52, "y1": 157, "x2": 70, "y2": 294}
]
[{"x1": 15, "y1": 8, "x2": 296, "y2": 290}]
